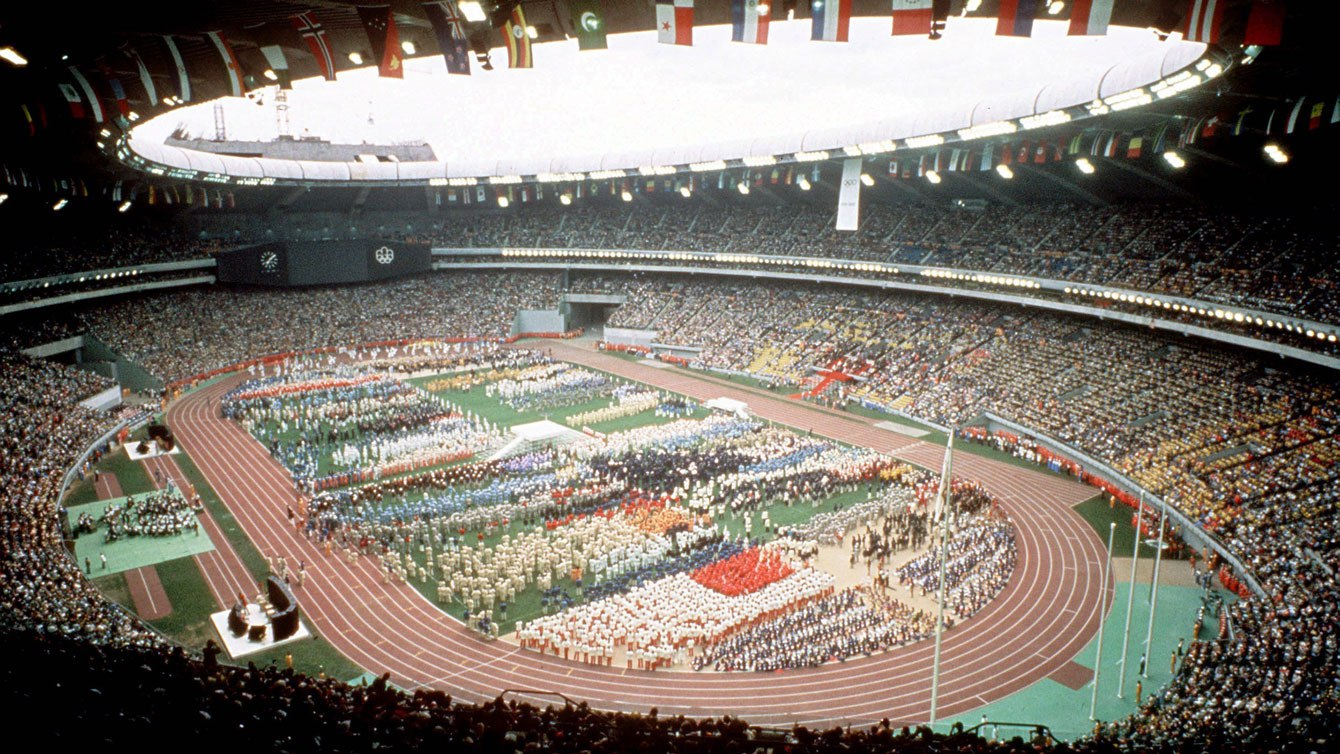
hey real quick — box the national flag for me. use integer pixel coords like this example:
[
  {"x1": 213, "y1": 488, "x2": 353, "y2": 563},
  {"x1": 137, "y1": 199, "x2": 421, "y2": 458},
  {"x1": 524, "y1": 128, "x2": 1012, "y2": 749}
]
[
  {"x1": 658, "y1": 0, "x2": 694, "y2": 46},
  {"x1": 504, "y1": 5, "x2": 534, "y2": 68},
  {"x1": 1233, "y1": 107, "x2": 1253, "y2": 135},
  {"x1": 979, "y1": 144, "x2": 995, "y2": 170},
  {"x1": 1126, "y1": 136, "x2": 1143, "y2": 158},
  {"x1": 1066, "y1": 132, "x2": 1084, "y2": 154},
  {"x1": 892, "y1": 1, "x2": 934, "y2": 36},
  {"x1": 421, "y1": 2, "x2": 472, "y2": 72},
  {"x1": 293, "y1": 12, "x2": 338, "y2": 81},
  {"x1": 812, "y1": 0, "x2": 852, "y2": 42},
  {"x1": 107, "y1": 77, "x2": 131, "y2": 116},
  {"x1": 19, "y1": 104, "x2": 36, "y2": 136},
  {"x1": 259, "y1": 46, "x2": 293, "y2": 89},
  {"x1": 732, "y1": 0, "x2": 771, "y2": 44},
  {"x1": 1309, "y1": 101, "x2": 1324, "y2": 130},
  {"x1": 887, "y1": 159, "x2": 899, "y2": 177},
  {"x1": 1332, "y1": 97, "x2": 1340, "y2": 125},
  {"x1": 1181, "y1": 0, "x2": 1223, "y2": 44},
  {"x1": 68, "y1": 67, "x2": 105, "y2": 123},
  {"x1": 996, "y1": 0, "x2": 1038, "y2": 37},
  {"x1": 1243, "y1": 2, "x2": 1284, "y2": 47},
  {"x1": 163, "y1": 35, "x2": 192, "y2": 101},
  {"x1": 570, "y1": 0, "x2": 609, "y2": 50},
  {"x1": 1201, "y1": 116, "x2": 1220, "y2": 139},
  {"x1": 122, "y1": 45, "x2": 158, "y2": 106},
  {"x1": 58, "y1": 82, "x2": 85, "y2": 119},
  {"x1": 1068, "y1": 0, "x2": 1113, "y2": 36},
  {"x1": 205, "y1": 31, "x2": 246, "y2": 96},
  {"x1": 358, "y1": 4, "x2": 405, "y2": 78},
  {"x1": 1284, "y1": 98, "x2": 1305, "y2": 133}
]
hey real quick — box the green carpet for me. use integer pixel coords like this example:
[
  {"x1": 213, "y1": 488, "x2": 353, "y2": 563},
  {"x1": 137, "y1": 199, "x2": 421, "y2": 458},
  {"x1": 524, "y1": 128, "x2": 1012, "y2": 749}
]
[{"x1": 72, "y1": 494, "x2": 216, "y2": 576}]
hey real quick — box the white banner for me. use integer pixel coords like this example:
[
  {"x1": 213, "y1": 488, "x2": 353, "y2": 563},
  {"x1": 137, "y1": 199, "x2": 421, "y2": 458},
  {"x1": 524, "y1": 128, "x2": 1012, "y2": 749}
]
[{"x1": 836, "y1": 157, "x2": 862, "y2": 231}]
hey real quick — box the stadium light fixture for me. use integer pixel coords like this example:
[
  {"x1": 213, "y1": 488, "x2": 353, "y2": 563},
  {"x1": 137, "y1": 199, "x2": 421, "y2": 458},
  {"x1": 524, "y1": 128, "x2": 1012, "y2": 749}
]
[
  {"x1": 860, "y1": 174, "x2": 874, "y2": 187},
  {"x1": 496, "y1": 194, "x2": 509, "y2": 208},
  {"x1": 995, "y1": 164, "x2": 1014, "y2": 179},
  {"x1": 559, "y1": 193, "x2": 572, "y2": 205},
  {"x1": 527, "y1": 26, "x2": 538, "y2": 39},
  {"x1": 0, "y1": 47, "x2": 28, "y2": 67},
  {"x1": 1263, "y1": 143, "x2": 1289, "y2": 164},
  {"x1": 737, "y1": 181, "x2": 751, "y2": 195},
  {"x1": 348, "y1": 51, "x2": 364, "y2": 65},
  {"x1": 925, "y1": 170, "x2": 941, "y2": 184},
  {"x1": 458, "y1": 1, "x2": 487, "y2": 22},
  {"x1": 118, "y1": 200, "x2": 132, "y2": 213},
  {"x1": 1047, "y1": 2, "x2": 1065, "y2": 15},
  {"x1": 1075, "y1": 158, "x2": 1095, "y2": 175},
  {"x1": 797, "y1": 175, "x2": 811, "y2": 190},
  {"x1": 401, "y1": 40, "x2": 416, "y2": 56},
  {"x1": 620, "y1": 189, "x2": 633, "y2": 202},
  {"x1": 263, "y1": 69, "x2": 279, "y2": 81},
  {"x1": 965, "y1": 0, "x2": 983, "y2": 10},
  {"x1": 679, "y1": 186, "x2": 692, "y2": 198},
  {"x1": 1162, "y1": 150, "x2": 1186, "y2": 169},
  {"x1": 0, "y1": 193, "x2": 8, "y2": 205},
  {"x1": 52, "y1": 198, "x2": 68, "y2": 211}
]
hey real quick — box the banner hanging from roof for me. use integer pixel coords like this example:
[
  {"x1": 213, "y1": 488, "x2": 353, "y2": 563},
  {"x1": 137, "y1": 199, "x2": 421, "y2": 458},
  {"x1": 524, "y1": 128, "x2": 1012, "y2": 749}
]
[{"x1": 836, "y1": 157, "x2": 861, "y2": 231}]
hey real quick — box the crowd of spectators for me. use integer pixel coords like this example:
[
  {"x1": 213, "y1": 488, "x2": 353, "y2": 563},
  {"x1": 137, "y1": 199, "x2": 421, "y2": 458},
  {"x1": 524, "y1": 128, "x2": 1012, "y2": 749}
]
[{"x1": 1, "y1": 266, "x2": 1337, "y2": 751}]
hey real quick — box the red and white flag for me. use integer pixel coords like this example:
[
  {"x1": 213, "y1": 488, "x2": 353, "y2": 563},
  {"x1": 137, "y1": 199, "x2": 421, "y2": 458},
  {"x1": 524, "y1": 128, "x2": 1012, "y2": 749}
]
[
  {"x1": 205, "y1": 31, "x2": 245, "y2": 96},
  {"x1": 1068, "y1": 0, "x2": 1113, "y2": 36},
  {"x1": 891, "y1": 1, "x2": 934, "y2": 37},
  {"x1": 657, "y1": 0, "x2": 694, "y2": 46},
  {"x1": 293, "y1": 11, "x2": 338, "y2": 81},
  {"x1": 67, "y1": 67, "x2": 104, "y2": 123},
  {"x1": 1243, "y1": 1, "x2": 1285, "y2": 46},
  {"x1": 1182, "y1": 0, "x2": 1223, "y2": 44},
  {"x1": 163, "y1": 35, "x2": 191, "y2": 102}
]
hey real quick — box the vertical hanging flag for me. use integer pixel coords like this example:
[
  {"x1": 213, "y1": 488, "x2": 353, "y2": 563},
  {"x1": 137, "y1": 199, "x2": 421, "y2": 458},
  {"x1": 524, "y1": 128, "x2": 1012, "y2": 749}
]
[
  {"x1": 122, "y1": 45, "x2": 158, "y2": 106},
  {"x1": 504, "y1": 6, "x2": 534, "y2": 68},
  {"x1": 1068, "y1": 0, "x2": 1113, "y2": 36},
  {"x1": 1309, "y1": 101, "x2": 1325, "y2": 130},
  {"x1": 1284, "y1": 97, "x2": 1305, "y2": 133},
  {"x1": 20, "y1": 104, "x2": 36, "y2": 136},
  {"x1": 1181, "y1": 0, "x2": 1223, "y2": 44},
  {"x1": 68, "y1": 67, "x2": 105, "y2": 123},
  {"x1": 836, "y1": 158, "x2": 862, "y2": 231},
  {"x1": 979, "y1": 144, "x2": 995, "y2": 171},
  {"x1": 358, "y1": 4, "x2": 405, "y2": 78},
  {"x1": 570, "y1": 0, "x2": 608, "y2": 50},
  {"x1": 293, "y1": 11, "x2": 338, "y2": 81},
  {"x1": 260, "y1": 46, "x2": 292, "y2": 89},
  {"x1": 891, "y1": 1, "x2": 934, "y2": 36},
  {"x1": 422, "y1": 1, "x2": 472, "y2": 73},
  {"x1": 107, "y1": 77, "x2": 131, "y2": 117},
  {"x1": 812, "y1": 0, "x2": 852, "y2": 42},
  {"x1": 58, "y1": 83, "x2": 85, "y2": 119},
  {"x1": 163, "y1": 36, "x2": 192, "y2": 101},
  {"x1": 1127, "y1": 136, "x2": 1143, "y2": 158},
  {"x1": 996, "y1": 0, "x2": 1038, "y2": 37},
  {"x1": 657, "y1": 0, "x2": 694, "y2": 46},
  {"x1": 1244, "y1": 2, "x2": 1285, "y2": 46},
  {"x1": 205, "y1": 31, "x2": 245, "y2": 96},
  {"x1": 732, "y1": 0, "x2": 771, "y2": 44}
]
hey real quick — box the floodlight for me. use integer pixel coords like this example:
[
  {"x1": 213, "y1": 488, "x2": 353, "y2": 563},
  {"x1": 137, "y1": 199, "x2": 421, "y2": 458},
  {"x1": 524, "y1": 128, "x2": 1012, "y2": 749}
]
[
  {"x1": 859, "y1": 174, "x2": 874, "y2": 186},
  {"x1": 348, "y1": 52, "x2": 364, "y2": 65},
  {"x1": 1047, "y1": 2, "x2": 1065, "y2": 15},
  {"x1": 679, "y1": 186, "x2": 692, "y2": 198},
  {"x1": 620, "y1": 189, "x2": 633, "y2": 201},
  {"x1": 1075, "y1": 158, "x2": 1095, "y2": 174},
  {"x1": 559, "y1": 193, "x2": 572, "y2": 205},
  {"x1": 496, "y1": 194, "x2": 509, "y2": 207},
  {"x1": 0, "y1": 193, "x2": 8, "y2": 205},
  {"x1": 0, "y1": 47, "x2": 28, "y2": 67},
  {"x1": 458, "y1": 1, "x2": 487, "y2": 22},
  {"x1": 118, "y1": 201, "x2": 132, "y2": 213},
  {"x1": 996, "y1": 164, "x2": 1014, "y2": 179},
  {"x1": 401, "y1": 41, "x2": 417, "y2": 55},
  {"x1": 1162, "y1": 151, "x2": 1186, "y2": 169},
  {"x1": 737, "y1": 181, "x2": 750, "y2": 195},
  {"x1": 263, "y1": 69, "x2": 278, "y2": 81},
  {"x1": 925, "y1": 170, "x2": 941, "y2": 184},
  {"x1": 797, "y1": 175, "x2": 811, "y2": 190},
  {"x1": 1263, "y1": 143, "x2": 1289, "y2": 164},
  {"x1": 52, "y1": 198, "x2": 68, "y2": 211}
]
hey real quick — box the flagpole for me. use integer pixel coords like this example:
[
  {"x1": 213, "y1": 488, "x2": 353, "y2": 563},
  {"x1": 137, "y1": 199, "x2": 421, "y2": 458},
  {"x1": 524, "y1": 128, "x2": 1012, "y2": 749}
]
[
  {"x1": 1141, "y1": 504, "x2": 1167, "y2": 678},
  {"x1": 928, "y1": 432, "x2": 954, "y2": 726},
  {"x1": 1091, "y1": 522, "x2": 1116, "y2": 720},
  {"x1": 1117, "y1": 491, "x2": 1143, "y2": 699}
]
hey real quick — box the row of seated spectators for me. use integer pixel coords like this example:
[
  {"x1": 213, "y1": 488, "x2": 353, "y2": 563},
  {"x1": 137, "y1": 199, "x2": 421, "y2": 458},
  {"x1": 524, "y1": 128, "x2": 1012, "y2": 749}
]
[
  {"x1": 0, "y1": 219, "x2": 225, "y2": 283},
  {"x1": 0, "y1": 271, "x2": 1335, "y2": 752}
]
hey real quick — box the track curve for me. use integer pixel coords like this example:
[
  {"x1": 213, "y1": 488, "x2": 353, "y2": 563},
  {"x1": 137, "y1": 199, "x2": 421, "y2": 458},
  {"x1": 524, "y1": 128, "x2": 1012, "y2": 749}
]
[{"x1": 167, "y1": 344, "x2": 1108, "y2": 727}]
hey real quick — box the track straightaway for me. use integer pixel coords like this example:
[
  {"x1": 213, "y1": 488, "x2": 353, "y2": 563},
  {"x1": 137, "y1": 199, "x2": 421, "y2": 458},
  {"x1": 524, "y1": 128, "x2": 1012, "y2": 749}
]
[{"x1": 167, "y1": 347, "x2": 1109, "y2": 728}]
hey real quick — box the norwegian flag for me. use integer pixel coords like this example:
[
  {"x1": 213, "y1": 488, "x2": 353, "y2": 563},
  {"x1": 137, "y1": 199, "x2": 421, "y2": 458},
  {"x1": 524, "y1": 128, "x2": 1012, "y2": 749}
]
[{"x1": 293, "y1": 11, "x2": 338, "y2": 81}]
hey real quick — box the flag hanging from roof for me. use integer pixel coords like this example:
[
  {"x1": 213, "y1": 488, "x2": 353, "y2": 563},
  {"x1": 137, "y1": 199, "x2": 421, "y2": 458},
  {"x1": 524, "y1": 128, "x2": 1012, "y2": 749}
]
[
  {"x1": 107, "y1": 77, "x2": 131, "y2": 116},
  {"x1": 58, "y1": 82, "x2": 85, "y2": 119},
  {"x1": 891, "y1": 1, "x2": 934, "y2": 36},
  {"x1": 68, "y1": 67, "x2": 105, "y2": 123},
  {"x1": 1068, "y1": 0, "x2": 1113, "y2": 36},
  {"x1": 658, "y1": 0, "x2": 694, "y2": 46},
  {"x1": 1244, "y1": 1, "x2": 1285, "y2": 46},
  {"x1": 1127, "y1": 136, "x2": 1143, "y2": 158},
  {"x1": 422, "y1": 1, "x2": 472, "y2": 73},
  {"x1": 732, "y1": 0, "x2": 771, "y2": 44},
  {"x1": 571, "y1": 0, "x2": 609, "y2": 50},
  {"x1": 293, "y1": 11, "x2": 338, "y2": 81},
  {"x1": 1308, "y1": 100, "x2": 1324, "y2": 130},
  {"x1": 121, "y1": 44, "x2": 158, "y2": 106},
  {"x1": 162, "y1": 35, "x2": 192, "y2": 101},
  {"x1": 996, "y1": 0, "x2": 1038, "y2": 37},
  {"x1": 504, "y1": 5, "x2": 534, "y2": 68},
  {"x1": 205, "y1": 31, "x2": 245, "y2": 96},
  {"x1": 1181, "y1": 0, "x2": 1223, "y2": 44},
  {"x1": 259, "y1": 46, "x2": 292, "y2": 89},
  {"x1": 1284, "y1": 97, "x2": 1305, "y2": 133},
  {"x1": 812, "y1": 0, "x2": 852, "y2": 42},
  {"x1": 358, "y1": 4, "x2": 405, "y2": 78}
]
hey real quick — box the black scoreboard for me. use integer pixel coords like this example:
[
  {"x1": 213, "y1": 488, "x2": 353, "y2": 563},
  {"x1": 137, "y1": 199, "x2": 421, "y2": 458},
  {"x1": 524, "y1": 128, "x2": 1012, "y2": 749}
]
[{"x1": 215, "y1": 240, "x2": 432, "y2": 286}]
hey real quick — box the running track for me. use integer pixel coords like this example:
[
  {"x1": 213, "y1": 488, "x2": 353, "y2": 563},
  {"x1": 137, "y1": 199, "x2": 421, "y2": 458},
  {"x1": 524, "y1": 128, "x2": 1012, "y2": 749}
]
[{"x1": 167, "y1": 343, "x2": 1109, "y2": 728}]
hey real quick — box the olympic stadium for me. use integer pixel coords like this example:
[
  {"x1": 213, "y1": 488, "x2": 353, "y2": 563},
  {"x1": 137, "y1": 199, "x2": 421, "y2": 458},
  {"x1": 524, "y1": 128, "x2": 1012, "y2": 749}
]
[{"x1": 1, "y1": 2, "x2": 1336, "y2": 752}]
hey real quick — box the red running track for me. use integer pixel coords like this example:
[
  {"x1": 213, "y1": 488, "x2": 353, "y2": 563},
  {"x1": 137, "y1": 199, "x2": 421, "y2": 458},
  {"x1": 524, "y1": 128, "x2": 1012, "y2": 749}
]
[{"x1": 167, "y1": 348, "x2": 1108, "y2": 728}]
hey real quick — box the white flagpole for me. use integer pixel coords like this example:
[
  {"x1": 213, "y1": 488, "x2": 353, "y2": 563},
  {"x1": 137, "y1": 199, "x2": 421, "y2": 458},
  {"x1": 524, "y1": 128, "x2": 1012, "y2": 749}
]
[
  {"x1": 1141, "y1": 503, "x2": 1167, "y2": 678},
  {"x1": 928, "y1": 432, "x2": 955, "y2": 726},
  {"x1": 1091, "y1": 522, "x2": 1116, "y2": 720},
  {"x1": 1117, "y1": 491, "x2": 1144, "y2": 697}
]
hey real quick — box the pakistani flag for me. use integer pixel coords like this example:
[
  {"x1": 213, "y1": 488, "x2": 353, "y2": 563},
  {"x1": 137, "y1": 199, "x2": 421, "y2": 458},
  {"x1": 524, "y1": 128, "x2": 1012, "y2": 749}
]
[{"x1": 571, "y1": 0, "x2": 607, "y2": 50}]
